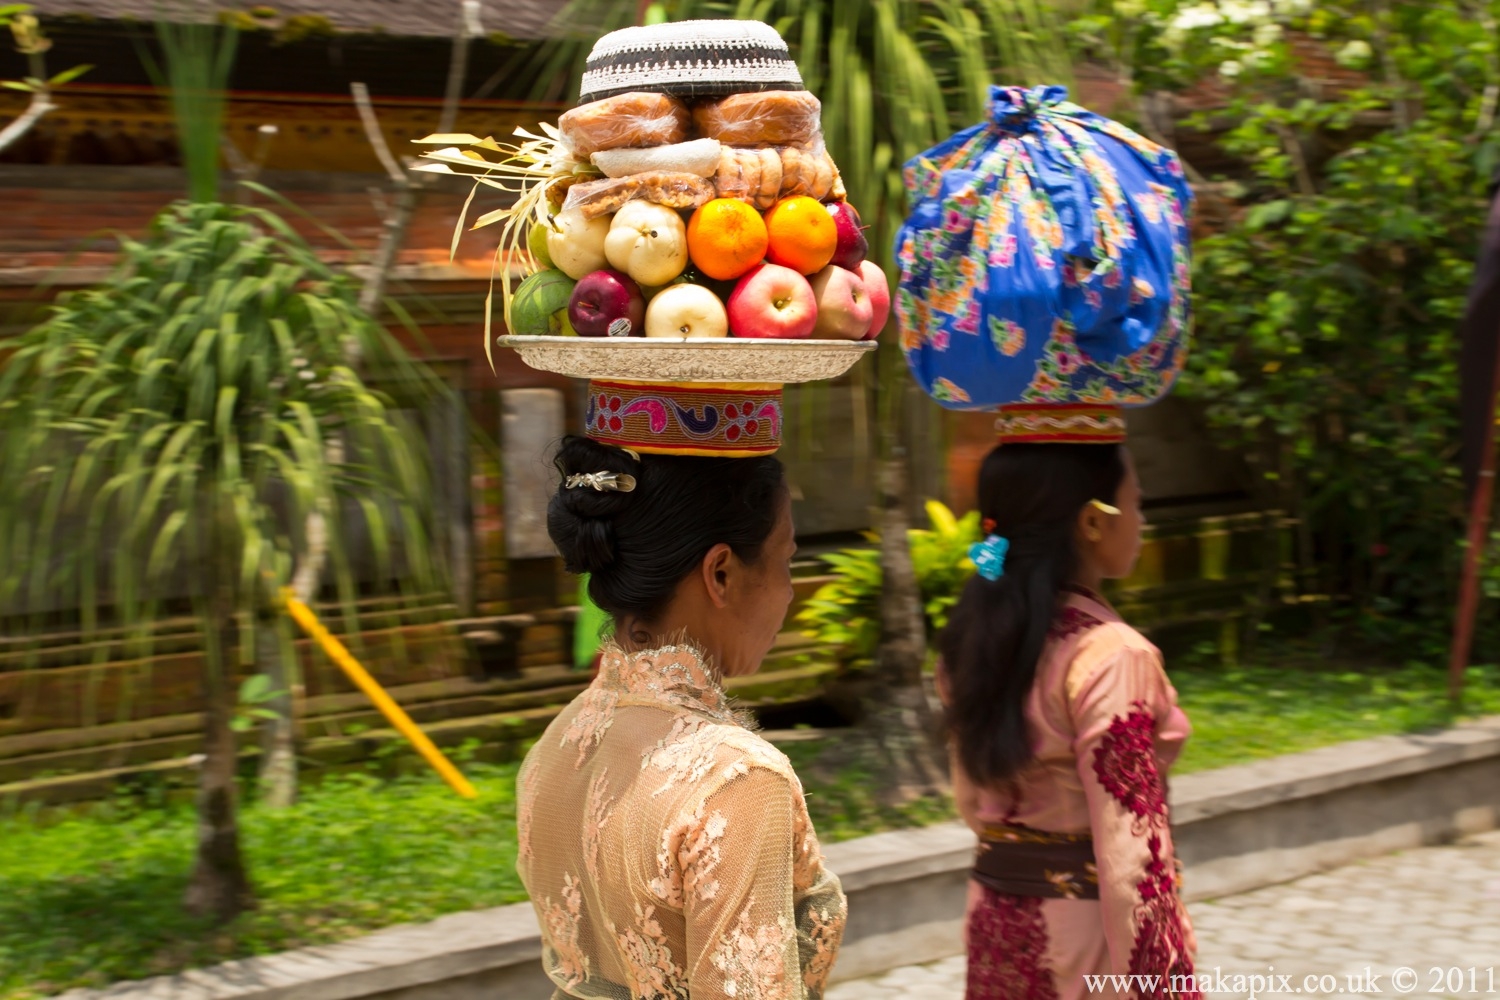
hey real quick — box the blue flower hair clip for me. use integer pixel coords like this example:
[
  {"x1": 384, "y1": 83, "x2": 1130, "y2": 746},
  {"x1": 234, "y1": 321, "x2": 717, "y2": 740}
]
[{"x1": 969, "y1": 534, "x2": 1010, "y2": 581}]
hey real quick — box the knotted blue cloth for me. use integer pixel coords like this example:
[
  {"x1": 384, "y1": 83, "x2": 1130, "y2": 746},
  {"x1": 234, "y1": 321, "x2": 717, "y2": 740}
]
[{"x1": 895, "y1": 85, "x2": 1194, "y2": 411}]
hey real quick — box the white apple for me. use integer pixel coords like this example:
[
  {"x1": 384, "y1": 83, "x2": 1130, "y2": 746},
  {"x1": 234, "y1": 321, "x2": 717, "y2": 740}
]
[
  {"x1": 727, "y1": 263, "x2": 817, "y2": 340},
  {"x1": 547, "y1": 208, "x2": 612, "y2": 280},
  {"x1": 809, "y1": 265, "x2": 874, "y2": 340},
  {"x1": 645, "y1": 284, "x2": 729, "y2": 339},
  {"x1": 857, "y1": 260, "x2": 892, "y2": 340},
  {"x1": 605, "y1": 201, "x2": 689, "y2": 288}
]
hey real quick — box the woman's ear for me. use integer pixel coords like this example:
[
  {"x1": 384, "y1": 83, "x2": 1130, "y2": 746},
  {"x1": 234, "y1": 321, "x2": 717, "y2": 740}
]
[
  {"x1": 1076, "y1": 503, "x2": 1105, "y2": 544},
  {"x1": 698, "y1": 542, "x2": 735, "y2": 609}
]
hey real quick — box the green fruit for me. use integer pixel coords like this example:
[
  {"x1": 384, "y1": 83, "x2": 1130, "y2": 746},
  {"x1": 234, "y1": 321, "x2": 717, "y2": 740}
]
[
  {"x1": 527, "y1": 222, "x2": 554, "y2": 269},
  {"x1": 553, "y1": 309, "x2": 577, "y2": 336},
  {"x1": 511, "y1": 269, "x2": 576, "y2": 336}
]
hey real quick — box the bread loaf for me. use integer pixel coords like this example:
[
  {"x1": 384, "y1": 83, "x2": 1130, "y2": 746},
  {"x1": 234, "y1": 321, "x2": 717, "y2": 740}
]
[
  {"x1": 694, "y1": 91, "x2": 822, "y2": 146},
  {"x1": 559, "y1": 92, "x2": 691, "y2": 157}
]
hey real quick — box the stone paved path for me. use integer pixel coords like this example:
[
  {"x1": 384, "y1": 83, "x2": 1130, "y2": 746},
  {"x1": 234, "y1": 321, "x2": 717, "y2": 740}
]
[{"x1": 827, "y1": 831, "x2": 1500, "y2": 1000}]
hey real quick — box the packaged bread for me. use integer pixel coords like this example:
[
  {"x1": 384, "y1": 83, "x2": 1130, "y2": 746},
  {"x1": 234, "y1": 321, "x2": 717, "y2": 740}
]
[
  {"x1": 592, "y1": 138, "x2": 723, "y2": 179},
  {"x1": 695, "y1": 90, "x2": 822, "y2": 147},
  {"x1": 715, "y1": 144, "x2": 843, "y2": 207},
  {"x1": 563, "y1": 171, "x2": 717, "y2": 219},
  {"x1": 559, "y1": 92, "x2": 691, "y2": 157}
]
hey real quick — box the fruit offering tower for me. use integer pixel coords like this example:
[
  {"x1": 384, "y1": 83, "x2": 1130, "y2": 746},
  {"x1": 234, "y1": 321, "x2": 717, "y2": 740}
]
[{"x1": 419, "y1": 19, "x2": 877, "y2": 458}]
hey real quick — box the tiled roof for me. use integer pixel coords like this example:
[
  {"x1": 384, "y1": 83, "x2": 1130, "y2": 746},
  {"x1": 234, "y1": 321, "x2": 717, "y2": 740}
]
[{"x1": 30, "y1": 0, "x2": 570, "y2": 40}]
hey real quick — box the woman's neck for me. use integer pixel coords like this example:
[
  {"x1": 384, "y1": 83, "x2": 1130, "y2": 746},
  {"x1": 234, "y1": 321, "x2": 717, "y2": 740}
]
[
  {"x1": 1072, "y1": 566, "x2": 1104, "y2": 595},
  {"x1": 615, "y1": 618, "x2": 724, "y2": 678}
]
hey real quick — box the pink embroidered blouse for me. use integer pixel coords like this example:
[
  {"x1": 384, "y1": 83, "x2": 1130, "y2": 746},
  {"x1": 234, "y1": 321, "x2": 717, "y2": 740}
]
[
  {"x1": 944, "y1": 588, "x2": 1199, "y2": 1000},
  {"x1": 517, "y1": 642, "x2": 847, "y2": 1000}
]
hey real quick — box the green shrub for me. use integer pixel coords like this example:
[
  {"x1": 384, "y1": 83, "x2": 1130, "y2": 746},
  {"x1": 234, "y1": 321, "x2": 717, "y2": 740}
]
[
  {"x1": 1067, "y1": 0, "x2": 1500, "y2": 644},
  {"x1": 796, "y1": 500, "x2": 980, "y2": 664}
]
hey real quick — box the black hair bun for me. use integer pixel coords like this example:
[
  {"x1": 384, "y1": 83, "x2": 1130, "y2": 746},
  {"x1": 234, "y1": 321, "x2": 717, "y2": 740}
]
[
  {"x1": 545, "y1": 434, "x2": 786, "y2": 625},
  {"x1": 548, "y1": 437, "x2": 639, "y2": 575}
]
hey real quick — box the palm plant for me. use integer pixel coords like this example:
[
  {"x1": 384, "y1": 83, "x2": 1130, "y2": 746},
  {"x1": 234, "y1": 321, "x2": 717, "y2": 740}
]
[
  {"x1": 0, "y1": 15, "x2": 447, "y2": 922},
  {"x1": 532, "y1": 0, "x2": 1073, "y2": 796}
]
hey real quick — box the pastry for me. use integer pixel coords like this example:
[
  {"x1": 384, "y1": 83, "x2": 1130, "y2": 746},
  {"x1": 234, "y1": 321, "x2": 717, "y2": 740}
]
[
  {"x1": 563, "y1": 171, "x2": 717, "y2": 219},
  {"x1": 754, "y1": 147, "x2": 782, "y2": 210},
  {"x1": 712, "y1": 145, "x2": 842, "y2": 204},
  {"x1": 714, "y1": 147, "x2": 759, "y2": 203}
]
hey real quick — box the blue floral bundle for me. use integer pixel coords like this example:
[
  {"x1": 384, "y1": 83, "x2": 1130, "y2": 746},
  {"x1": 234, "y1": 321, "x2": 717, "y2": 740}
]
[{"x1": 895, "y1": 85, "x2": 1194, "y2": 413}]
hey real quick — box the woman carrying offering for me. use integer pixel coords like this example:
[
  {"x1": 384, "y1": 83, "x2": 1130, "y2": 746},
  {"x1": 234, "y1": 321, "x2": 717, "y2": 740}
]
[
  {"x1": 894, "y1": 87, "x2": 1200, "y2": 998},
  {"x1": 943, "y1": 439, "x2": 1195, "y2": 998},
  {"x1": 518, "y1": 438, "x2": 846, "y2": 1000}
]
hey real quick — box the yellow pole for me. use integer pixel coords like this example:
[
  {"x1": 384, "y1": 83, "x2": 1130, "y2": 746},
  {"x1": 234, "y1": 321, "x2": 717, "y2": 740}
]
[{"x1": 280, "y1": 588, "x2": 477, "y2": 799}]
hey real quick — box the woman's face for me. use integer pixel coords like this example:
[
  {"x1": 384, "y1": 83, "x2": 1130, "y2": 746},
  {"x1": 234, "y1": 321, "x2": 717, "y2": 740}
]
[{"x1": 716, "y1": 491, "x2": 798, "y2": 678}]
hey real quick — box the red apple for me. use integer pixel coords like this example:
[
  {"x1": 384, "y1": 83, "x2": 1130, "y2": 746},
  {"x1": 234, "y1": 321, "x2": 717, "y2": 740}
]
[
  {"x1": 826, "y1": 201, "x2": 869, "y2": 271},
  {"x1": 569, "y1": 269, "x2": 646, "y2": 338},
  {"x1": 809, "y1": 264, "x2": 874, "y2": 340},
  {"x1": 727, "y1": 263, "x2": 818, "y2": 339},
  {"x1": 857, "y1": 260, "x2": 891, "y2": 340}
]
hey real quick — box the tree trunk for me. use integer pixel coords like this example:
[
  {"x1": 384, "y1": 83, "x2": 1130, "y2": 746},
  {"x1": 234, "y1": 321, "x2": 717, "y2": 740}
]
[
  {"x1": 860, "y1": 451, "x2": 948, "y2": 803},
  {"x1": 256, "y1": 621, "x2": 298, "y2": 809},
  {"x1": 184, "y1": 609, "x2": 254, "y2": 922}
]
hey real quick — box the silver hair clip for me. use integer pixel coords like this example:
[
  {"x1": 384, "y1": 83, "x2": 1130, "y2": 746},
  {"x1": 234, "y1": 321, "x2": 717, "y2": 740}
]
[{"x1": 566, "y1": 471, "x2": 637, "y2": 493}]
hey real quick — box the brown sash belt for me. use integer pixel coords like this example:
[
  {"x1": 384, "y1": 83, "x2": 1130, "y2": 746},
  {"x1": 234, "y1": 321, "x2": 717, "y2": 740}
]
[{"x1": 972, "y1": 825, "x2": 1100, "y2": 900}]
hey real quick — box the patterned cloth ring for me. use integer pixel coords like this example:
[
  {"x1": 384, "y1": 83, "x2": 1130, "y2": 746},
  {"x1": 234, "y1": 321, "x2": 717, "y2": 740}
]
[
  {"x1": 995, "y1": 403, "x2": 1127, "y2": 445},
  {"x1": 585, "y1": 379, "x2": 784, "y2": 457},
  {"x1": 895, "y1": 84, "x2": 1194, "y2": 424}
]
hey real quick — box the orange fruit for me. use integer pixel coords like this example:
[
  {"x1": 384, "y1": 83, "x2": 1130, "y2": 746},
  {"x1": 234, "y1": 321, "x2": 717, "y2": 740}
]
[
  {"x1": 687, "y1": 199, "x2": 770, "y2": 281},
  {"x1": 764, "y1": 196, "x2": 837, "y2": 275}
]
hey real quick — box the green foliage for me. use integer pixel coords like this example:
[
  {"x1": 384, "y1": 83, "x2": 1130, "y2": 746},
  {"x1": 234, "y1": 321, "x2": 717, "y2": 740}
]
[
  {"x1": 775, "y1": 739, "x2": 955, "y2": 843},
  {"x1": 0, "y1": 765, "x2": 524, "y2": 999},
  {"x1": 230, "y1": 675, "x2": 286, "y2": 733},
  {"x1": 0, "y1": 5, "x2": 90, "y2": 96},
  {"x1": 0, "y1": 200, "x2": 447, "y2": 663},
  {"x1": 1170, "y1": 645, "x2": 1500, "y2": 773},
  {"x1": 796, "y1": 500, "x2": 980, "y2": 664},
  {"x1": 1066, "y1": 0, "x2": 1499, "y2": 638},
  {"x1": 143, "y1": 10, "x2": 238, "y2": 203}
]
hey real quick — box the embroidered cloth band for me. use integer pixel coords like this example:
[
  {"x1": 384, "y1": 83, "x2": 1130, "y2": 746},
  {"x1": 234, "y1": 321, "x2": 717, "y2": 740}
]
[
  {"x1": 973, "y1": 824, "x2": 1099, "y2": 900},
  {"x1": 586, "y1": 379, "x2": 784, "y2": 457},
  {"x1": 995, "y1": 404, "x2": 1126, "y2": 445}
]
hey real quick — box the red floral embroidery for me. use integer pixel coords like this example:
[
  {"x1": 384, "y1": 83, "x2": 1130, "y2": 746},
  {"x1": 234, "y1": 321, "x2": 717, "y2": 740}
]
[
  {"x1": 1092, "y1": 704, "x2": 1198, "y2": 999},
  {"x1": 966, "y1": 884, "x2": 1060, "y2": 1000},
  {"x1": 1049, "y1": 606, "x2": 1102, "y2": 643},
  {"x1": 1091, "y1": 703, "x2": 1167, "y2": 822}
]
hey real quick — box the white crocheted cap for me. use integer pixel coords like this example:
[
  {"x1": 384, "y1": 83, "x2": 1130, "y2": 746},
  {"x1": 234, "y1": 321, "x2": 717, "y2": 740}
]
[{"x1": 578, "y1": 19, "x2": 805, "y2": 103}]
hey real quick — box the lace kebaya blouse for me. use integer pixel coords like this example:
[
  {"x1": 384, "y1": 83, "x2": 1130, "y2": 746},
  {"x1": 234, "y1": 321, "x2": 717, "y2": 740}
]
[{"x1": 517, "y1": 642, "x2": 847, "y2": 1000}]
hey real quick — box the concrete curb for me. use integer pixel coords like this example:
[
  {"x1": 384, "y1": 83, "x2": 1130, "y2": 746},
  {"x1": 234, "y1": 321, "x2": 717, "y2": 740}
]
[{"x1": 54, "y1": 716, "x2": 1500, "y2": 1000}]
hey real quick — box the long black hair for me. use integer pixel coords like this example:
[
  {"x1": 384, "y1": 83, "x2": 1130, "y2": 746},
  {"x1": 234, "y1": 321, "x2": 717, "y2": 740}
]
[
  {"x1": 547, "y1": 435, "x2": 786, "y2": 625},
  {"x1": 939, "y1": 443, "x2": 1127, "y2": 787}
]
